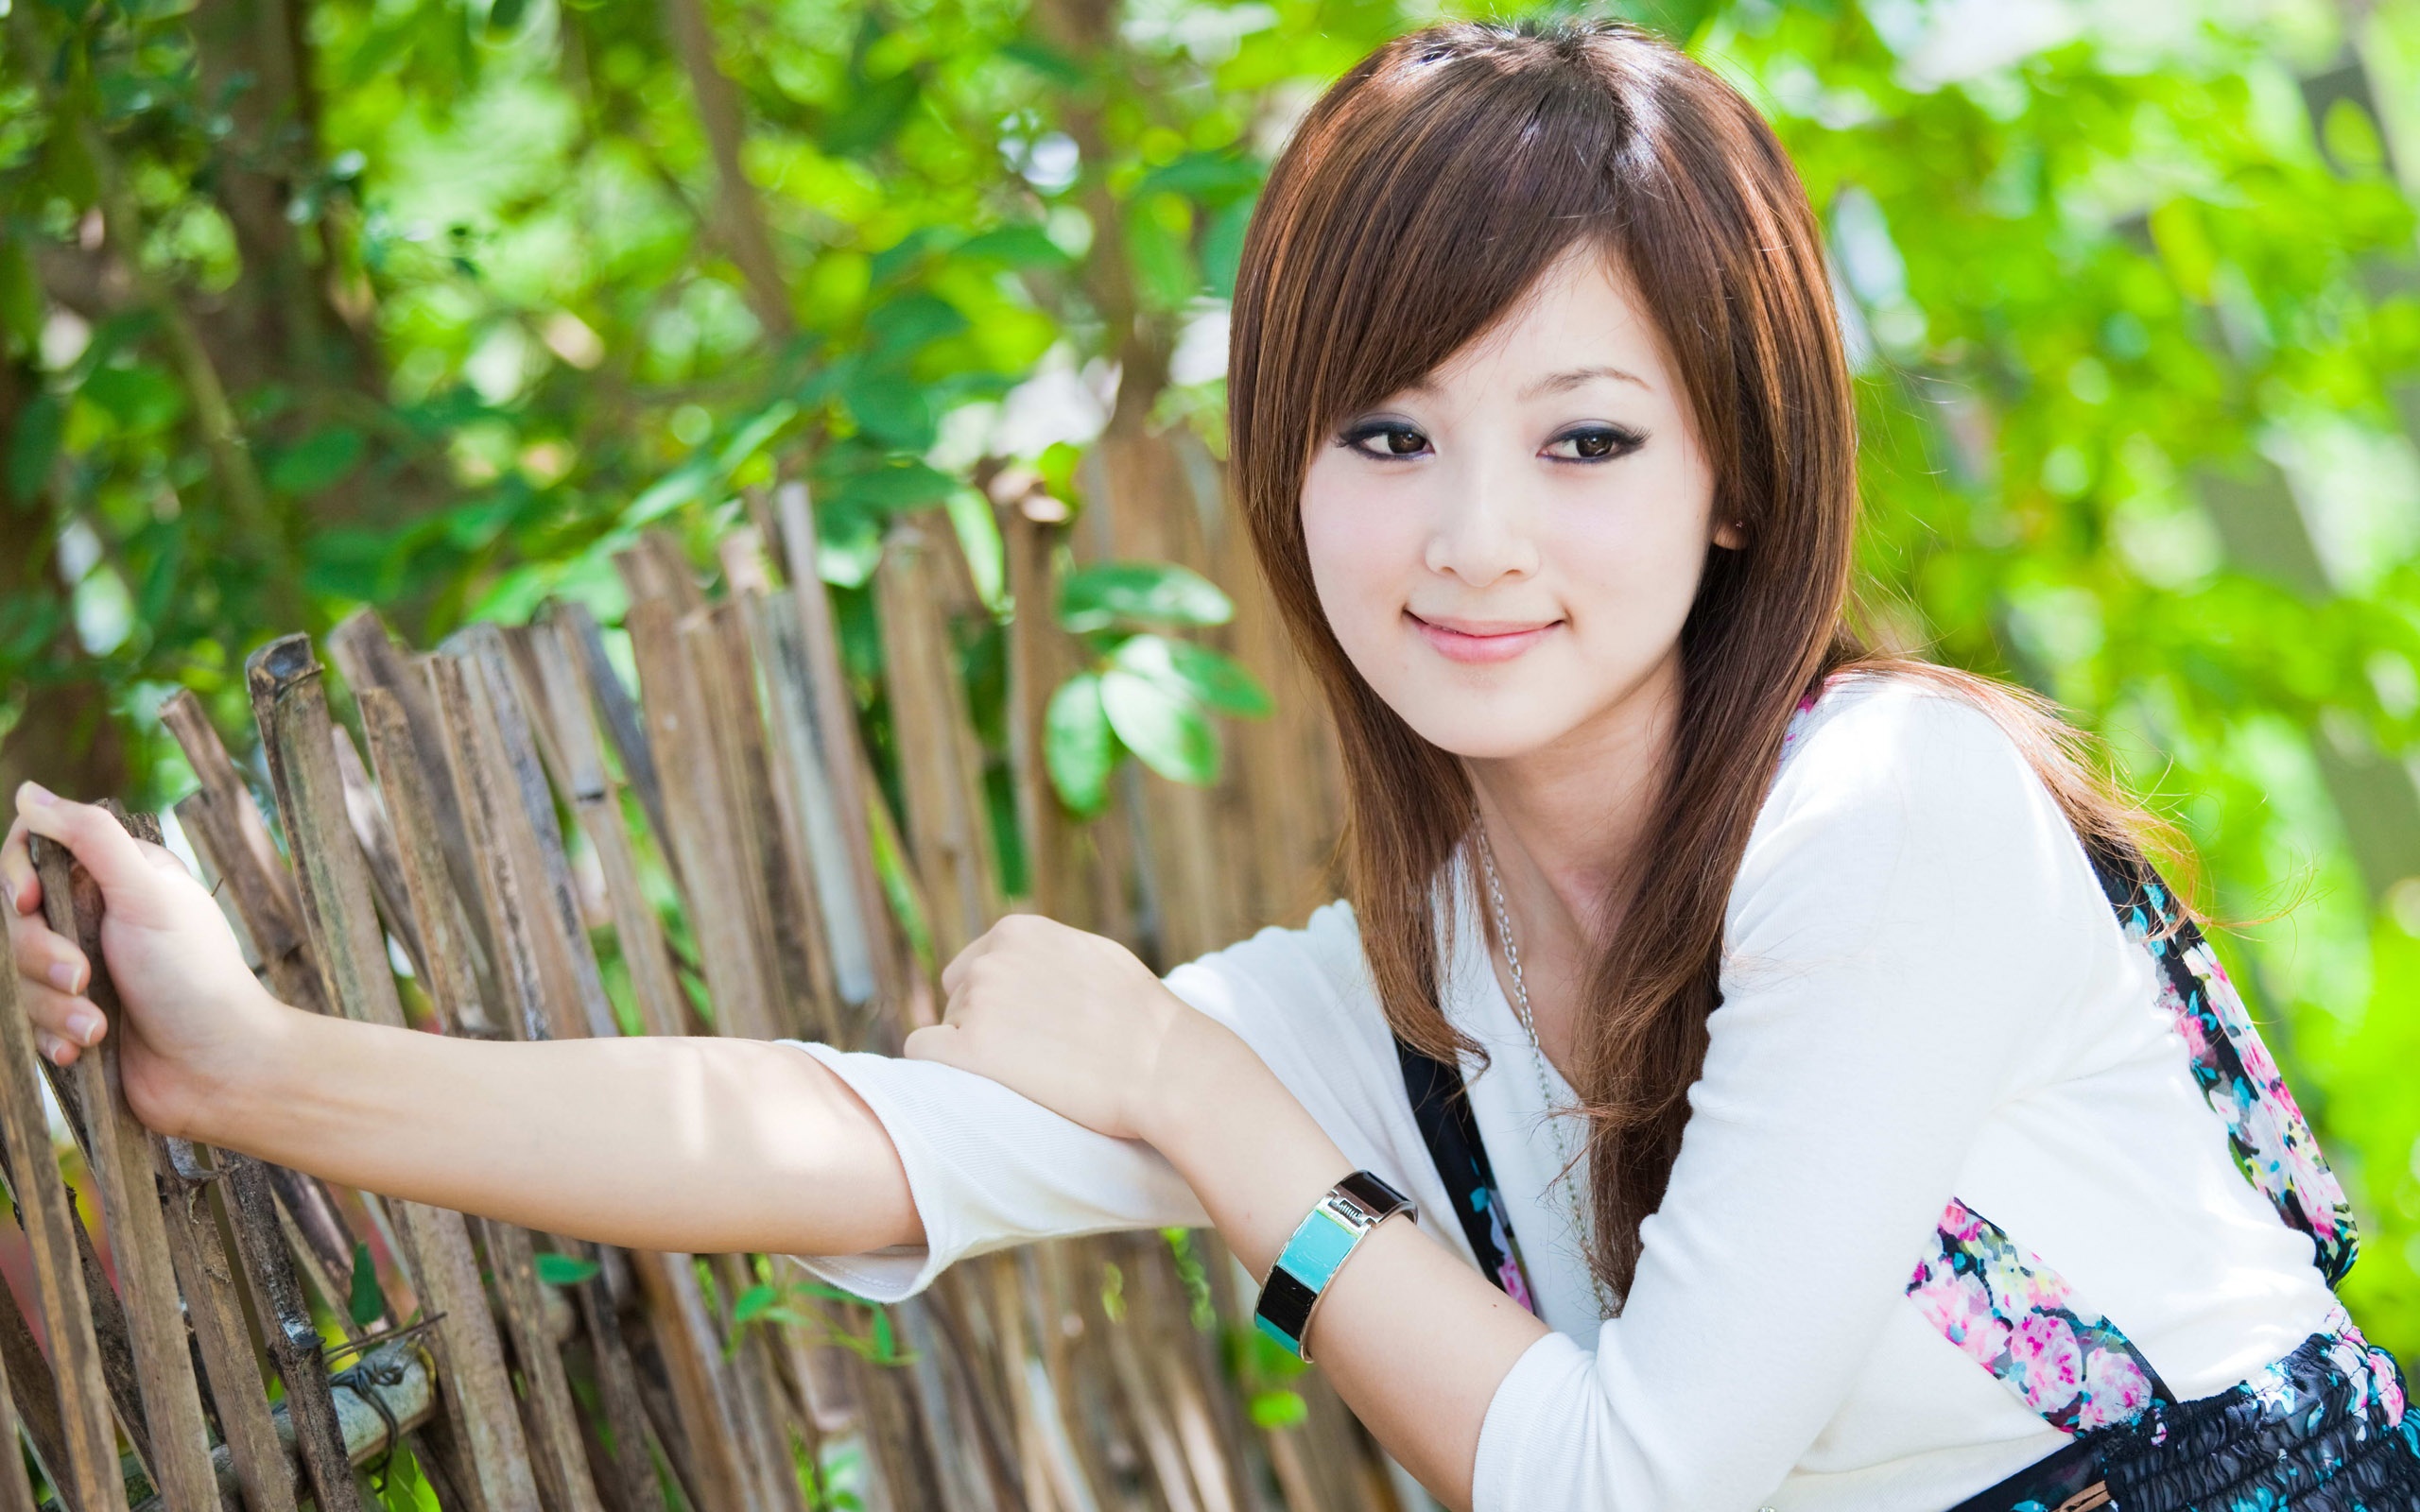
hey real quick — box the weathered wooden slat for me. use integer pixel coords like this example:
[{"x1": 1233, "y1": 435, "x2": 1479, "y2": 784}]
[
  {"x1": 474, "y1": 1217, "x2": 605, "y2": 1512},
  {"x1": 0, "y1": 892, "x2": 132, "y2": 1512},
  {"x1": 329, "y1": 725, "x2": 430, "y2": 981},
  {"x1": 0, "y1": 1240, "x2": 73, "y2": 1509},
  {"x1": 772, "y1": 480, "x2": 900, "y2": 1017},
  {"x1": 621, "y1": 599, "x2": 778, "y2": 1040},
  {"x1": 556, "y1": 1246, "x2": 667, "y2": 1512},
  {"x1": 742, "y1": 589, "x2": 863, "y2": 1037},
  {"x1": 875, "y1": 518, "x2": 1001, "y2": 967},
  {"x1": 151, "y1": 1149, "x2": 298, "y2": 1512},
  {"x1": 517, "y1": 622, "x2": 685, "y2": 1041},
  {"x1": 424, "y1": 655, "x2": 609, "y2": 1512},
  {"x1": 0, "y1": 1290, "x2": 37, "y2": 1512},
  {"x1": 35, "y1": 808, "x2": 220, "y2": 1512},
  {"x1": 326, "y1": 610, "x2": 503, "y2": 1015},
  {"x1": 700, "y1": 597, "x2": 824, "y2": 1041},
  {"x1": 449, "y1": 626, "x2": 618, "y2": 1041},
  {"x1": 623, "y1": 1252, "x2": 756, "y2": 1512},
  {"x1": 157, "y1": 694, "x2": 325, "y2": 1019},
  {"x1": 554, "y1": 603, "x2": 673, "y2": 874},
  {"x1": 358, "y1": 686, "x2": 546, "y2": 1512}
]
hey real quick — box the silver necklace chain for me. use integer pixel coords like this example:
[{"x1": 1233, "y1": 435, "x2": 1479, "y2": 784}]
[{"x1": 1473, "y1": 827, "x2": 1616, "y2": 1318}]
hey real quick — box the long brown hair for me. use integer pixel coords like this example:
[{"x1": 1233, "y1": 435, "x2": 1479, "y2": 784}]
[{"x1": 1227, "y1": 18, "x2": 2178, "y2": 1304}]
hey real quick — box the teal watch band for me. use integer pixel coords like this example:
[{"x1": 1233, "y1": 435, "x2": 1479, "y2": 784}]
[{"x1": 1253, "y1": 1171, "x2": 1415, "y2": 1363}]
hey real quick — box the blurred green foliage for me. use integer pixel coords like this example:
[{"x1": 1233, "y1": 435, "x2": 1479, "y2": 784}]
[{"x1": 5, "y1": 0, "x2": 2419, "y2": 1370}]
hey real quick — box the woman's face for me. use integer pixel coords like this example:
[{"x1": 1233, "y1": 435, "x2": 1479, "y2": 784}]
[{"x1": 1299, "y1": 248, "x2": 1727, "y2": 763}]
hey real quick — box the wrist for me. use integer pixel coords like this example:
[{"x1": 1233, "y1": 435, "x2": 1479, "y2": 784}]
[
  {"x1": 1132, "y1": 1002, "x2": 1247, "y2": 1153},
  {"x1": 173, "y1": 987, "x2": 315, "y2": 1145}
]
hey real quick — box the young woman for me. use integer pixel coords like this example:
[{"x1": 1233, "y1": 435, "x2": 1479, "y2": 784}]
[{"x1": 9, "y1": 18, "x2": 2414, "y2": 1511}]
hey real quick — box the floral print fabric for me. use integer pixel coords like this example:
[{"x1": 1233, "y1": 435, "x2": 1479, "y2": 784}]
[
  {"x1": 1908, "y1": 1199, "x2": 2171, "y2": 1434},
  {"x1": 2094, "y1": 858, "x2": 2358, "y2": 1286}
]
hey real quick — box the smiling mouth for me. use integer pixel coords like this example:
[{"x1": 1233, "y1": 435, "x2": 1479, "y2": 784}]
[{"x1": 1406, "y1": 611, "x2": 1561, "y2": 664}]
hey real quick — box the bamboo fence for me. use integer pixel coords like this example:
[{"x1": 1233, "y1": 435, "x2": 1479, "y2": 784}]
[{"x1": 0, "y1": 458, "x2": 1417, "y2": 1512}]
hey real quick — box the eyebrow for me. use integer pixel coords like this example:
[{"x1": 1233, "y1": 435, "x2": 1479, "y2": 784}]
[{"x1": 1517, "y1": 365, "x2": 1651, "y2": 399}]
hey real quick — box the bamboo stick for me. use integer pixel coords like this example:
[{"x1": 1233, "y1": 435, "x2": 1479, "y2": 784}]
[
  {"x1": 359, "y1": 687, "x2": 547, "y2": 1512},
  {"x1": 327, "y1": 610, "x2": 503, "y2": 1018},
  {"x1": 621, "y1": 599, "x2": 779, "y2": 1040},
  {"x1": 157, "y1": 692, "x2": 325, "y2": 1018},
  {"x1": 330, "y1": 724, "x2": 431, "y2": 982},
  {"x1": 874, "y1": 517, "x2": 1002, "y2": 966},
  {"x1": 700, "y1": 597, "x2": 825, "y2": 1041},
  {"x1": 150, "y1": 1150, "x2": 299, "y2": 1512},
  {"x1": 553, "y1": 603, "x2": 673, "y2": 876},
  {"x1": 0, "y1": 1276, "x2": 73, "y2": 1505},
  {"x1": 771, "y1": 480, "x2": 902, "y2": 1017},
  {"x1": 449, "y1": 625, "x2": 618, "y2": 1041},
  {"x1": 34, "y1": 809, "x2": 219, "y2": 1512},
  {"x1": 424, "y1": 656, "x2": 609, "y2": 1512},
  {"x1": 744, "y1": 587, "x2": 871, "y2": 1028},
  {"x1": 0, "y1": 1300, "x2": 35, "y2": 1512},
  {"x1": 519, "y1": 620, "x2": 685, "y2": 1040}
]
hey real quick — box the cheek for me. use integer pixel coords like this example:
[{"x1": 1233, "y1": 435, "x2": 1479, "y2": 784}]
[{"x1": 1299, "y1": 463, "x2": 1420, "y2": 633}]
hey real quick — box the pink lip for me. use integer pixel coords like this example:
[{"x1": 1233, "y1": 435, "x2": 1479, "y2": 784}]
[{"x1": 1409, "y1": 611, "x2": 1561, "y2": 664}]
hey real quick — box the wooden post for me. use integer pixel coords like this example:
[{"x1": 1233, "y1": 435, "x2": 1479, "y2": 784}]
[
  {"x1": 34, "y1": 809, "x2": 220, "y2": 1512},
  {"x1": 621, "y1": 598, "x2": 780, "y2": 1040},
  {"x1": 875, "y1": 516, "x2": 1003, "y2": 966},
  {"x1": 151, "y1": 1148, "x2": 299, "y2": 1512},
  {"x1": 424, "y1": 655, "x2": 610, "y2": 1512},
  {"x1": 772, "y1": 480, "x2": 903, "y2": 1016},
  {"x1": 0, "y1": 911, "x2": 124, "y2": 1512}
]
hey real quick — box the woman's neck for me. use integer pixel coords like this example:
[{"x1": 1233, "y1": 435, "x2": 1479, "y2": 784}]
[{"x1": 1461, "y1": 652, "x2": 1682, "y2": 1076}]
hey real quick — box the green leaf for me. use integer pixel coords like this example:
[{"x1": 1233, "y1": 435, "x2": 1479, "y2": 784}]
[
  {"x1": 79, "y1": 364, "x2": 184, "y2": 433},
  {"x1": 1111, "y1": 634, "x2": 1272, "y2": 717},
  {"x1": 832, "y1": 459, "x2": 958, "y2": 515},
  {"x1": 8, "y1": 391, "x2": 61, "y2": 502},
  {"x1": 348, "y1": 1242, "x2": 386, "y2": 1327},
  {"x1": 1045, "y1": 672, "x2": 1115, "y2": 816},
  {"x1": 268, "y1": 426, "x2": 365, "y2": 497},
  {"x1": 1248, "y1": 1388, "x2": 1307, "y2": 1429},
  {"x1": 1101, "y1": 668, "x2": 1219, "y2": 785},
  {"x1": 1134, "y1": 151, "x2": 1262, "y2": 205},
  {"x1": 955, "y1": 225, "x2": 1072, "y2": 269},
  {"x1": 1058, "y1": 561, "x2": 1233, "y2": 633},
  {"x1": 865, "y1": 294, "x2": 968, "y2": 359},
  {"x1": 843, "y1": 370, "x2": 937, "y2": 452},
  {"x1": 733, "y1": 1281, "x2": 781, "y2": 1326},
  {"x1": 535, "y1": 1251, "x2": 601, "y2": 1287}
]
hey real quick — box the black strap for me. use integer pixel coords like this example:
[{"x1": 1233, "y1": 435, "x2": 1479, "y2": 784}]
[{"x1": 1394, "y1": 1033, "x2": 1534, "y2": 1307}]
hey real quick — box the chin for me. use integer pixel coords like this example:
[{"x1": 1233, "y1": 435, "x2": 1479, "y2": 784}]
[{"x1": 1388, "y1": 701, "x2": 1579, "y2": 762}]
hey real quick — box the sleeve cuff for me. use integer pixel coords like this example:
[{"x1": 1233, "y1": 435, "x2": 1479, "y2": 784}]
[
  {"x1": 1472, "y1": 1330, "x2": 1596, "y2": 1512},
  {"x1": 771, "y1": 1040, "x2": 1209, "y2": 1303}
]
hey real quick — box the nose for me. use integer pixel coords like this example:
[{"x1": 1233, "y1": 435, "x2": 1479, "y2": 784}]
[{"x1": 1421, "y1": 450, "x2": 1540, "y2": 588}]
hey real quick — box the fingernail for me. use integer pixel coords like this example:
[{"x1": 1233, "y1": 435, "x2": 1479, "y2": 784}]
[
  {"x1": 69, "y1": 1009, "x2": 101, "y2": 1044},
  {"x1": 42, "y1": 1035, "x2": 68, "y2": 1066},
  {"x1": 48, "y1": 962, "x2": 78, "y2": 992},
  {"x1": 22, "y1": 782, "x2": 56, "y2": 808}
]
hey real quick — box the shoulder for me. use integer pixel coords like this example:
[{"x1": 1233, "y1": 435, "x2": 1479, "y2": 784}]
[{"x1": 1735, "y1": 669, "x2": 2103, "y2": 943}]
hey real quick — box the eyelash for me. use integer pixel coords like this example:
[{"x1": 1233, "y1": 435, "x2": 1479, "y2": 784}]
[{"x1": 1334, "y1": 420, "x2": 1650, "y2": 464}]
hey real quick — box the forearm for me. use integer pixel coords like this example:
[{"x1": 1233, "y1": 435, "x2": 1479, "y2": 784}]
[
  {"x1": 1139, "y1": 1011, "x2": 1547, "y2": 1512},
  {"x1": 193, "y1": 1003, "x2": 921, "y2": 1256}
]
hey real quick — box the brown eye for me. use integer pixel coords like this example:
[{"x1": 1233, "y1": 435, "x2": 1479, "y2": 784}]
[
  {"x1": 1545, "y1": 424, "x2": 1647, "y2": 463},
  {"x1": 1339, "y1": 420, "x2": 1431, "y2": 459}
]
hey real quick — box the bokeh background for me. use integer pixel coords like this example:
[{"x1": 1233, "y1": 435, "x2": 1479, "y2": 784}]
[{"x1": 6, "y1": 0, "x2": 2419, "y2": 1371}]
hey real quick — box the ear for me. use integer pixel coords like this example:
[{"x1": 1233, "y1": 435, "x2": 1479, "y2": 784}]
[{"x1": 1712, "y1": 514, "x2": 1746, "y2": 551}]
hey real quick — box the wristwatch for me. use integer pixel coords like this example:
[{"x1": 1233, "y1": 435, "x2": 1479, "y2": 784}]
[{"x1": 1253, "y1": 1170, "x2": 1416, "y2": 1363}]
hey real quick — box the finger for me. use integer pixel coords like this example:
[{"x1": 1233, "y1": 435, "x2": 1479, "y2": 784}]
[
  {"x1": 901, "y1": 1023, "x2": 961, "y2": 1066},
  {"x1": 37, "y1": 1032, "x2": 81, "y2": 1069},
  {"x1": 135, "y1": 839, "x2": 195, "y2": 879},
  {"x1": 9, "y1": 908, "x2": 91, "y2": 997},
  {"x1": 1, "y1": 816, "x2": 37, "y2": 917},
  {"x1": 939, "y1": 931, "x2": 1001, "y2": 997},
  {"x1": 15, "y1": 785, "x2": 160, "y2": 905},
  {"x1": 16, "y1": 978, "x2": 105, "y2": 1051}
]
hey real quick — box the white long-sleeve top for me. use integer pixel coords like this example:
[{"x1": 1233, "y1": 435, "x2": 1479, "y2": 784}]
[{"x1": 778, "y1": 674, "x2": 2342, "y2": 1511}]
